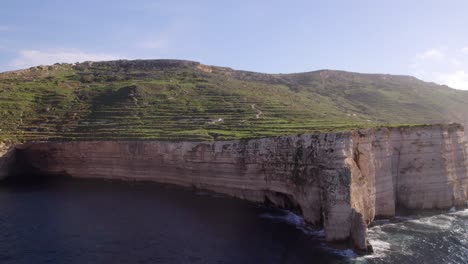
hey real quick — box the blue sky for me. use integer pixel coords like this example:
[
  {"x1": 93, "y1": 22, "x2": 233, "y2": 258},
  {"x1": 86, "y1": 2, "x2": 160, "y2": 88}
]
[{"x1": 1, "y1": 0, "x2": 468, "y2": 89}]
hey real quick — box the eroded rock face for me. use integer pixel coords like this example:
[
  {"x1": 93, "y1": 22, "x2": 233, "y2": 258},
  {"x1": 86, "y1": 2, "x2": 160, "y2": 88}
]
[
  {"x1": 8, "y1": 124, "x2": 468, "y2": 253},
  {"x1": 351, "y1": 126, "x2": 468, "y2": 220},
  {"x1": 0, "y1": 142, "x2": 15, "y2": 180},
  {"x1": 351, "y1": 126, "x2": 468, "y2": 249}
]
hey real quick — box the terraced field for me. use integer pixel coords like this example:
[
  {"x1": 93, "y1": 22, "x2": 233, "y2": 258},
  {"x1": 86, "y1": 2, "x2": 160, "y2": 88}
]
[{"x1": 1, "y1": 59, "x2": 467, "y2": 141}]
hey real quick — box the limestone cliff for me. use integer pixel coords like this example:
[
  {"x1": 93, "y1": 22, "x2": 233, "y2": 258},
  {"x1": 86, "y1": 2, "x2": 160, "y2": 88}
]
[
  {"x1": 348, "y1": 125, "x2": 468, "y2": 249},
  {"x1": 4, "y1": 124, "x2": 468, "y2": 253},
  {"x1": 0, "y1": 142, "x2": 15, "y2": 180}
]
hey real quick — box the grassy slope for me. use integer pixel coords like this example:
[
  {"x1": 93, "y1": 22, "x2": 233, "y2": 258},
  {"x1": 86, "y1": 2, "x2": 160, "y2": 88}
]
[{"x1": 1, "y1": 59, "x2": 467, "y2": 141}]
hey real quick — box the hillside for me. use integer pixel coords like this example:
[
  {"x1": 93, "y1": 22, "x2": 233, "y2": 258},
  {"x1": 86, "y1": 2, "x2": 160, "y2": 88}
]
[{"x1": 1, "y1": 59, "x2": 467, "y2": 141}]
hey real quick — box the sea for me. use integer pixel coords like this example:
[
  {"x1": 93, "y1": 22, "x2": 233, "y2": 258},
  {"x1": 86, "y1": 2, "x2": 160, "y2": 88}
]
[{"x1": 0, "y1": 179, "x2": 466, "y2": 264}]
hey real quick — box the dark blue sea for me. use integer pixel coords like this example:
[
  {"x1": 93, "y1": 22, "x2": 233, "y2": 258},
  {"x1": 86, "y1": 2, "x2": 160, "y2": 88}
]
[{"x1": 0, "y1": 179, "x2": 466, "y2": 264}]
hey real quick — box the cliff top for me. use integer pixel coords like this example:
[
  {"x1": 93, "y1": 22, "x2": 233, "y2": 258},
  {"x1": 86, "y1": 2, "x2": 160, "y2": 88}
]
[{"x1": 1, "y1": 59, "x2": 467, "y2": 142}]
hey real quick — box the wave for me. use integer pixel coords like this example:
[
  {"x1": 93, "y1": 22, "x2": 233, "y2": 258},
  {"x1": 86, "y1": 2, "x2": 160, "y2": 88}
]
[
  {"x1": 261, "y1": 208, "x2": 468, "y2": 263},
  {"x1": 358, "y1": 226, "x2": 393, "y2": 260},
  {"x1": 320, "y1": 245, "x2": 357, "y2": 258},
  {"x1": 449, "y1": 208, "x2": 468, "y2": 217},
  {"x1": 352, "y1": 209, "x2": 468, "y2": 263},
  {"x1": 259, "y1": 210, "x2": 303, "y2": 225},
  {"x1": 259, "y1": 210, "x2": 326, "y2": 237},
  {"x1": 407, "y1": 214, "x2": 456, "y2": 231}
]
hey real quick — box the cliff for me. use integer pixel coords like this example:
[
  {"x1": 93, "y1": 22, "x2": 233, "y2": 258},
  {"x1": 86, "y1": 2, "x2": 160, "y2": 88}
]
[
  {"x1": 0, "y1": 142, "x2": 15, "y2": 180},
  {"x1": 4, "y1": 124, "x2": 468, "y2": 253}
]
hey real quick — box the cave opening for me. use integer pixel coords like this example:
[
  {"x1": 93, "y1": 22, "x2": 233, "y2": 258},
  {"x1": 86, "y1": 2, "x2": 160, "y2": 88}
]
[
  {"x1": 263, "y1": 190, "x2": 303, "y2": 216},
  {"x1": 2, "y1": 149, "x2": 65, "y2": 186}
]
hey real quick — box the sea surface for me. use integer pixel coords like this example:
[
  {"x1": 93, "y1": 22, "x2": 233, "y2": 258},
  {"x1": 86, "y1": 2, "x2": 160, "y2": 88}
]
[{"x1": 0, "y1": 179, "x2": 466, "y2": 264}]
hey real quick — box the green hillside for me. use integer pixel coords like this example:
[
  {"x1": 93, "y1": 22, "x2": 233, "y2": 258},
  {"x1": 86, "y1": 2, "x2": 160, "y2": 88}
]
[{"x1": 1, "y1": 59, "x2": 467, "y2": 141}]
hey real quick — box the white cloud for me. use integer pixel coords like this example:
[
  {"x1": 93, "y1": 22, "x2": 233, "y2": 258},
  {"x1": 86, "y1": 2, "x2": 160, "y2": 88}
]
[
  {"x1": 416, "y1": 48, "x2": 445, "y2": 60},
  {"x1": 410, "y1": 47, "x2": 468, "y2": 90},
  {"x1": 436, "y1": 71, "x2": 468, "y2": 90},
  {"x1": 10, "y1": 49, "x2": 127, "y2": 69},
  {"x1": 450, "y1": 58, "x2": 462, "y2": 66},
  {"x1": 462, "y1": 47, "x2": 468, "y2": 55}
]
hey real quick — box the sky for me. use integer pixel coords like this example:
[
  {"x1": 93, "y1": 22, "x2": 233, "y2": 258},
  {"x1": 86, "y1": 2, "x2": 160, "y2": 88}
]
[{"x1": 1, "y1": 0, "x2": 468, "y2": 90}]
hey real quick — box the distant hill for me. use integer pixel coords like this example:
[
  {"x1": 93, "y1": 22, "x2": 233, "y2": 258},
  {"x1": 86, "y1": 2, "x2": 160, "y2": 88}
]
[{"x1": 1, "y1": 59, "x2": 467, "y2": 141}]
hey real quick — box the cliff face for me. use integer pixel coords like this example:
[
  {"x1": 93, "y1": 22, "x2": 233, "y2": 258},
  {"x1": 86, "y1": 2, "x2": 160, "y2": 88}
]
[
  {"x1": 0, "y1": 142, "x2": 15, "y2": 180},
  {"x1": 8, "y1": 124, "x2": 468, "y2": 253},
  {"x1": 464, "y1": 118, "x2": 468, "y2": 152},
  {"x1": 357, "y1": 126, "x2": 467, "y2": 212}
]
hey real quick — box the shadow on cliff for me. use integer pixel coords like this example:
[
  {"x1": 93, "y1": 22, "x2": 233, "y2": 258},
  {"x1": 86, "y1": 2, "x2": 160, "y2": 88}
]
[{"x1": 2, "y1": 148, "x2": 70, "y2": 186}]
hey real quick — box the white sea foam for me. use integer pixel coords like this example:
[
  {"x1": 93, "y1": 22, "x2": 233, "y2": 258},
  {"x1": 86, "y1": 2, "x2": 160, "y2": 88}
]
[
  {"x1": 261, "y1": 211, "x2": 359, "y2": 258},
  {"x1": 260, "y1": 211, "x2": 303, "y2": 225},
  {"x1": 262, "y1": 209, "x2": 468, "y2": 261},
  {"x1": 320, "y1": 244, "x2": 357, "y2": 258},
  {"x1": 393, "y1": 215, "x2": 413, "y2": 221},
  {"x1": 368, "y1": 239, "x2": 391, "y2": 258},
  {"x1": 354, "y1": 210, "x2": 467, "y2": 262},
  {"x1": 360, "y1": 224, "x2": 416, "y2": 260},
  {"x1": 408, "y1": 214, "x2": 456, "y2": 230},
  {"x1": 360, "y1": 226, "x2": 392, "y2": 259},
  {"x1": 259, "y1": 210, "x2": 325, "y2": 237},
  {"x1": 449, "y1": 208, "x2": 468, "y2": 217}
]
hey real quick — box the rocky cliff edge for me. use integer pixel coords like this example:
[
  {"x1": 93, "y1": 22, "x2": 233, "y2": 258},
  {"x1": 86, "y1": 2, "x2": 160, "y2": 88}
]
[{"x1": 2, "y1": 124, "x2": 467, "y2": 253}]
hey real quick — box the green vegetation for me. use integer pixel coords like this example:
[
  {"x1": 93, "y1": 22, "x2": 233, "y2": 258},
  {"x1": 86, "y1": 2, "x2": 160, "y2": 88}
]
[{"x1": 1, "y1": 59, "x2": 467, "y2": 142}]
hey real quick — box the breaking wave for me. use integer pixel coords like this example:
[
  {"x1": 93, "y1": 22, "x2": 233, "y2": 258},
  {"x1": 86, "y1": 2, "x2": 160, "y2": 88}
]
[
  {"x1": 258, "y1": 208, "x2": 467, "y2": 263},
  {"x1": 351, "y1": 208, "x2": 468, "y2": 264},
  {"x1": 259, "y1": 210, "x2": 325, "y2": 237}
]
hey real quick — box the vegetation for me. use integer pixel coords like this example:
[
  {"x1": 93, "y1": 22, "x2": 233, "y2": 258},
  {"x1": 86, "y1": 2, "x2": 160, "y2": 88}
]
[{"x1": 1, "y1": 59, "x2": 467, "y2": 142}]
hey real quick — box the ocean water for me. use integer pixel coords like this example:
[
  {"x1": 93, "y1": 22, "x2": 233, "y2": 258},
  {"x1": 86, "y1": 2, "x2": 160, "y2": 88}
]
[
  {"x1": 353, "y1": 209, "x2": 468, "y2": 264},
  {"x1": 0, "y1": 179, "x2": 466, "y2": 264}
]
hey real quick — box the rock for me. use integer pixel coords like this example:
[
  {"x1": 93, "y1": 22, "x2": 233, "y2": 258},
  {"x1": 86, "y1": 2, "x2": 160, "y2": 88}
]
[
  {"x1": 351, "y1": 211, "x2": 368, "y2": 253},
  {"x1": 0, "y1": 142, "x2": 15, "y2": 180},
  {"x1": 5, "y1": 124, "x2": 468, "y2": 253},
  {"x1": 366, "y1": 240, "x2": 374, "y2": 254}
]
